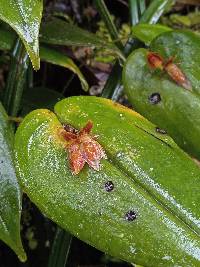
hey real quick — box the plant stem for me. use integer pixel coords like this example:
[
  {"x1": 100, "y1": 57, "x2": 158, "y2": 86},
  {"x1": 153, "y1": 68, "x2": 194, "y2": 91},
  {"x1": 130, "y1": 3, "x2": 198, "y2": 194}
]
[
  {"x1": 129, "y1": 0, "x2": 139, "y2": 25},
  {"x1": 94, "y1": 0, "x2": 124, "y2": 51},
  {"x1": 140, "y1": 0, "x2": 174, "y2": 24},
  {"x1": 48, "y1": 226, "x2": 72, "y2": 267},
  {"x1": 8, "y1": 116, "x2": 23, "y2": 123},
  {"x1": 138, "y1": 0, "x2": 146, "y2": 16}
]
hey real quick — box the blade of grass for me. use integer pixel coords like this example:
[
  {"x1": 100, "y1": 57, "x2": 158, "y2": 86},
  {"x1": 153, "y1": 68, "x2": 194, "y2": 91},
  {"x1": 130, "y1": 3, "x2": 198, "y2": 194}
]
[
  {"x1": 101, "y1": 0, "x2": 141, "y2": 99},
  {"x1": 48, "y1": 227, "x2": 72, "y2": 267},
  {"x1": 94, "y1": 0, "x2": 124, "y2": 51},
  {"x1": 138, "y1": 0, "x2": 146, "y2": 16},
  {"x1": 140, "y1": 0, "x2": 174, "y2": 24},
  {"x1": 129, "y1": 0, "x2": 139, "y2": 25},
  {"x1": 3, "y1": 39, "x2": 29, "y2": 116},
  {"x1": 101, "y1": 0, "x2": 174, "y2": 99},
  {"x1": 101, "y1": 63, "x2": 122, "y2": 99}
]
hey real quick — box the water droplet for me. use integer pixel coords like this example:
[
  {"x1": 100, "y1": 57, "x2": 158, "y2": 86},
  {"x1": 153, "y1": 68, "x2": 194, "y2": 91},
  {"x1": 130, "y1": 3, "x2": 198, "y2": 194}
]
[
  {"x1": 125, "y1": 210, "x2": 137, "y2": 221},
  {"x1": 130, "y1": 246, "x2": 136, "y2": 254},
  {"x1": 162, "y1": 255, "x2": 172, "y2": 261},
  {"x1": 105, "y1": 181, "x2": 114, "y2": 192},
  {"x1": 149, "y1": 93, "x2": 161, "y2": 104},
  {"x1": 116, "y1": 151, "x2": 122, "y2": 158},
  {"x1": 119, "y1": 113, "x2": 125, "y2": 120},
  {"x1": 155, "y1": 127, "x2": 167, "y2": 134}
]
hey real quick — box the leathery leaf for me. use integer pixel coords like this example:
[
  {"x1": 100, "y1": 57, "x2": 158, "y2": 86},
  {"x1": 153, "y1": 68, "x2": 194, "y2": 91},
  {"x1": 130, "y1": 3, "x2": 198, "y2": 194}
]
[
  {"x1": 0, "y1": 102, "x2": 26, "y2": 261},
  {"x1": 15, "y1": 96, "x2": 200, "y2": 266},
  {"x1": 123, "y1": 29, "x2": 200, "y2": 159},
  {"x1": 0, "y1": 0, "x2": 43, "y2": 70}
]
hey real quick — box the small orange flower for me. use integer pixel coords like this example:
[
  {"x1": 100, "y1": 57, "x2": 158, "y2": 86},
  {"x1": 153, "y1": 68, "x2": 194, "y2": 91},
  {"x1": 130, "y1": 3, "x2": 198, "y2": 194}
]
[
  {"x1": 147, "y1": 52, "x2": 164, "y2": 70},
  {"x1": 147, "y1": 51, "x2": 191, "y2": 90},
  {"x1": 164, "y1": 58, "x2": 191, "y2": 90},
  {"x1": 61, "y1": 121, "x2": 107, "y2": 175}
]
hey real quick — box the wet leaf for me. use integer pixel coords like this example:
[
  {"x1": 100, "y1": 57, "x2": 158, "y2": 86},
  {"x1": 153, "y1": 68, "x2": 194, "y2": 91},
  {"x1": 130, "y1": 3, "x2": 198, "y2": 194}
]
[
  {"x1": 0, "y1": 0, "x2": 43, "y2": 70},
  {"x1": 0, "y1": 102, "x2": 26, "y2": 261},
  {"x1": 40, "y1": 17, "x2": 124, "y2": 60},
  {"x1": 132, "y1": 23, "x2": 171, "y2": 45},
  {"x1": 139, "y1": 0, "x2": 174, "y2": 24},
  {"x1": 15, "y1": 96, "x2": 200, "y2": 266},
  {"x1": 123, "y1": 29, "x2": 200, "y2": 159}
]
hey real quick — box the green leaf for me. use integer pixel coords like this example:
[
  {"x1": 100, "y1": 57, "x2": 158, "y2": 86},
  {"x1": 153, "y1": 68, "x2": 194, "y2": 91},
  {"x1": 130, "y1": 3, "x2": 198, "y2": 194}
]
[
  {"x1": 139, "y1": 0, "x2": 174, "y2": 24},
  {"x1": 123, "y1": 29, "x2": 200, "y2": 159},
  {"x1": 40, "y1": 17, "x2": 124, "y2": 60},
  {"x1": 0, "y1": 26, "x2": 88, "y2": 91},
  {"x1": 3, "y1": 39, "x2": 29, "y2": 117},
  {"x1": 48, "y1": 227, "x2": 72, "y2": 267},
  {"x1": 132, "y1": 23, "x2": 172, "y2": 45},
  {"x1": 21, "y1": 87, "x2": 64, "y2": 116},
  {"x1": 129, "y1": 0, "x2": 139, "y2": 26},
  {"x1": 0, "y1": 102, "x2": 26, "y2": 261},
  {"x1": 40, "y1": 46, "x2": 88, "y2": 92},
  {"x1": 15, "y1": 96, "x2": 200, "y2": 266},
  {"x1": 0, "y1": 0, "x2": 43, "y2": 70}
]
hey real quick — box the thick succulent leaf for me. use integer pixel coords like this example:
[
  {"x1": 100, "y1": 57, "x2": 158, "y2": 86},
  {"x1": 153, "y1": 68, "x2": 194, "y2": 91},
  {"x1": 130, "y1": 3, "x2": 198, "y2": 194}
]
[
  {"x1": 132, "y1": 23, "x2": 171, "y2": 45},
  {"x1": 123, "y1": 30, "x2": 200, "y2": 159},
  {"x1": 40, "y1": 17, "x2": 124, "y2": 60},
  {"x1": 15, "y1": 96, "x2": 200, "y2": 266},
  {"x1": 0, "y1": 102, "x2": 26, "y2": 261},
  {"x1": 0, "y1": 0, "x2": 43, "y2": 70},
  {"x1": 40, "y1": 46, "x2": 88, "y2": 92}
]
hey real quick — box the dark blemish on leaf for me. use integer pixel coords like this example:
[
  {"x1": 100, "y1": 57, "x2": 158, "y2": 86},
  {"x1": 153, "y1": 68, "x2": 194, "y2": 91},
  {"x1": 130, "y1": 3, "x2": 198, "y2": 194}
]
[
  {"x1": 105, "y1": 181, "x2": 114, "y2": 192},
  {"x1": 149, "y1": 93, "x2": 161, "y2": 104},
  {"x1": 156, "y1": 127, "x2": 167, "y2": 134},
  {"x1": 1, "y1": 160, "x2": 3, "y2": 163},
  {"x1": 98, "y1": 211, "x2": 102, "y2": 216},
  {"x1": 125, "y1": 210, "x2": 137, "y2": 221}
]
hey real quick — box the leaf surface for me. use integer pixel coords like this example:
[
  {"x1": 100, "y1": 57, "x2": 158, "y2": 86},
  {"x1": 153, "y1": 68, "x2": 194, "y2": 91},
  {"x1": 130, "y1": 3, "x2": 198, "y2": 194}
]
[
  {"x1": 40, "y1": 17, "x2": 124, "y2": 60},
  {"x1": 123, "y1": 30, "x2": 200, "y2": 159},
  {"x1": 0, "y1": 102, "x2": 26, "y2": 261},
  {"x1": 132, "y1": 23, "x2": 171, "y2": 45},
  {"x1": 15, "y1": 96, "x2": 200, "y2": 266},
  {"x1": 0, "y1": 0, "x2": 43, "y2": 70}
]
